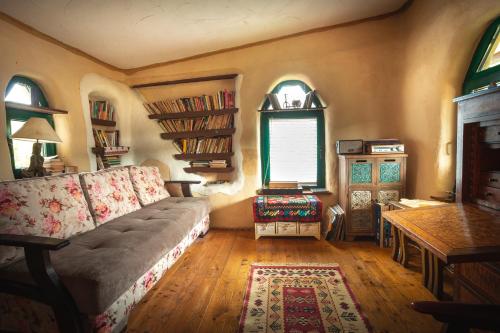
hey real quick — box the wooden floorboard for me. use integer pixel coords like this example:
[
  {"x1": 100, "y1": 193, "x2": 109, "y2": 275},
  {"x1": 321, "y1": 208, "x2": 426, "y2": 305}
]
[{"x1": 127, "y1": 230, "x2": 442, "y2": 333}]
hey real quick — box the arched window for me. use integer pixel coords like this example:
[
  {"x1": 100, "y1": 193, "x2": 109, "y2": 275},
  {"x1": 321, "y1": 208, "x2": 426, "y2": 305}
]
[
  {"x1": 260, "y1": 80, "x2": 325, "y2": 188},
  {"x1": 463, "y1": 17, "x2": 500, "y2": 93},
  {"x1": 4, "y1": 76, "x2": 56, "y2": 178}
]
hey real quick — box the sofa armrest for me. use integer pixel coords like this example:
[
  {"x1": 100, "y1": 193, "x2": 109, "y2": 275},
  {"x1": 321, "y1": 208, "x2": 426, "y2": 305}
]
[
  {"x1": 0, "y1": 234, "x2": 69, "y2": 250},
  {"x1": 164, "y1": 180, "x2": 201, "y2": 197}
]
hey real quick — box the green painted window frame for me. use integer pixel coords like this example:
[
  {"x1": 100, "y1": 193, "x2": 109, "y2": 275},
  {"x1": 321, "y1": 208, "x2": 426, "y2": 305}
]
[
  {"x1": 463, "y1": 17, "x2": 500, "y2": 94},
  {"x1": 4, "y1": 76, "x2": 56, "y2": 178},
  {"x1": 260, "y1": 80, "x2": 325, "y2": 188}
]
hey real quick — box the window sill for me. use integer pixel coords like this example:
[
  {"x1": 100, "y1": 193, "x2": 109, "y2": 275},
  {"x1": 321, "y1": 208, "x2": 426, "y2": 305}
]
[{"x1": 257, "y1": 188, "x2": 331, "y2": 195}]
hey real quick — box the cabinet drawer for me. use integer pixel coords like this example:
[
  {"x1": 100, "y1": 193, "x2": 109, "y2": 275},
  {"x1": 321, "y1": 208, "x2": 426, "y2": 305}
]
[
  {"x1": 377, "y1": 157, "x2": 404, "y2": 184},
  {"x1": 482, "y1": 125, "x2": 500, "y2": 143},
  {"x1": 479, "y1": 186, "x2": 500, "y2": 204},
  {"x1": 277, "y1": 222, "x2": 297, "y2": 235},
  {"x1": 255, "y1": 223, "x2": 276, "y2": 235},
  {"x1": 481, "y1": 171, "x2": 500, "y2": 189},
  {"x1": 350, "y1": 210, "x2": 373, "y2": 233},
  {"x1": 349, "y1": 159, "x2": 374, "y2": 185},
  {"x1": 299, "y1": 223, "x2": 320, "y2": 235}
]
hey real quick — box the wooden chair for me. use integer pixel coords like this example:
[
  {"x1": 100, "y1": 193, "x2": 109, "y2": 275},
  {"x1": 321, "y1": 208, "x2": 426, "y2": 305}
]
[{"x1": 411, "y1": 301, "x2": 500, "y2": 333}]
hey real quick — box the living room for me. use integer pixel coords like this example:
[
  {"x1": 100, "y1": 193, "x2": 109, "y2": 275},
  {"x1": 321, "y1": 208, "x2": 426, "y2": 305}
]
[{"x1": 0, "y1": 1, "x2": 499, "y2": 332}]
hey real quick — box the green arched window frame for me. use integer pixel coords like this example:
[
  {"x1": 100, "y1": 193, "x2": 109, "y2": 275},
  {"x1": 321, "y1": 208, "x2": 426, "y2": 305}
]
[
  {"x1": 260, "y1": 80, "x2": 326, "y2": 188},
  {"x1": 463, "y1": 17, "x2": 500, "y2": 94},
  {"x1": 5, "y1": 76, "x2": 56, "y2": 178}
]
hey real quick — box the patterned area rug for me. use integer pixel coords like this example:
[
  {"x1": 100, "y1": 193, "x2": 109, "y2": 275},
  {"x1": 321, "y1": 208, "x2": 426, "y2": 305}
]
[{"x1": 239, "y1": 263, "x2": 371, "y2": 333}]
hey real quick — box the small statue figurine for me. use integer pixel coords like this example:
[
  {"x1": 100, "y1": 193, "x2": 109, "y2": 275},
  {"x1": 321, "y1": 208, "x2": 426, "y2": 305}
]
[{"x1": 283, "y1": 94, "x2": 290, "y2": 109}]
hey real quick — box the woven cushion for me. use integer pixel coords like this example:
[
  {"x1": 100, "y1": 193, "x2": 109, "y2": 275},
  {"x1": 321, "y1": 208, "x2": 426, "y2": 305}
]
[
  {"x1": 80, "y1": 168, "x2": 141, "y2": 225},
  {"x1": 128, "y1": 166, "x2": 170, "y2": 206},
  {"x1": 0, "y1": 174, "x2": 95, "y2": 264}
]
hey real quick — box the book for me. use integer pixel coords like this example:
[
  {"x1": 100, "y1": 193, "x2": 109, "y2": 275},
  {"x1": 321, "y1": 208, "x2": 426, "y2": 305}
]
[
  {"x1": 326, "y1": 205, "x2": 346, "y2": 241},
  {"x1": 144, "y1": 90, "x2": 236, "y2": 115},
  {"x1": 89, "y1": 100, "x2": 115, "y2": 121}
]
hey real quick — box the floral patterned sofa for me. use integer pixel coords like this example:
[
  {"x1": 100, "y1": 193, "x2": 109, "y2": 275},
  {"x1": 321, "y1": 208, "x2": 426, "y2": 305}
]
[{"x1": 0, "y1": 166, "x2": 210, "y2": 333}]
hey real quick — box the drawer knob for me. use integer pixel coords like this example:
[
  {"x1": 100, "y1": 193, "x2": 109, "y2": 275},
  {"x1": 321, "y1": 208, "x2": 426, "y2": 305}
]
[
  {"x1": 489, "y1": 178, "x2": 498, "y2": 183},
  {"x1": 356, "y1": 160, "x2": 367, "y2": 163},
  {"x1": 485, "y1": 192, "x2": 493, "y2": 197},
  {"x1": 384, "y1": 159, "x2": 396, "y2": 162}
]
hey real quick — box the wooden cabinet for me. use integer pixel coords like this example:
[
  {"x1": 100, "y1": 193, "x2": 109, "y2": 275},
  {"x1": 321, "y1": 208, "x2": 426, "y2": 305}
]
[
  {"x1": 453, "y1": 87, "x2": 500, "y2": 304},
  {"x1": 339, "y1": 154, "x2": 407, "y2": 239}
]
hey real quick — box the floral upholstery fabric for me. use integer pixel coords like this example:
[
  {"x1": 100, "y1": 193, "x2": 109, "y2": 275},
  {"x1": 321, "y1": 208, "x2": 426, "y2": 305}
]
[
  {"x1": 0, "y1": 215, "x2": 210, "y2": 333},
  {"x1": 0, "y1": 174, "x2": 95, "y2": 239},
  {"x1": 80, "y1": 168, "x2": 141, "y2": 225},
  {"x1": 128, "y1": 166, "x2": 170, "y2": 206}
]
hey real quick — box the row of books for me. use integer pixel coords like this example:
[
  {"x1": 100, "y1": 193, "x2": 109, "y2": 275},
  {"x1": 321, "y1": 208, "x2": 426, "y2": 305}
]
[
  {"x1": 173, "y1": 137, "x2": 232, "y2": 154},
  {"x1": 89, "y1": 100, "x2": 115, "y2": 121},
  {"x1": 158, "y1": 114, "x2": 233, "y2": 133},
  {"x1": 144, "y1": 90, "x2": 236, "y2": 114},
  {"x1": 326, "y1": 205, "x2": 346, "y2": 241},
  {"x1": 93, "y1": 129, "x2": 120, "y2": 147},
  {"x1": 96, "y1": 155, "x2": 122, "y2": 170},
  {"x1": 190, "y1": 160, "x2": 228, "y2": 168}
]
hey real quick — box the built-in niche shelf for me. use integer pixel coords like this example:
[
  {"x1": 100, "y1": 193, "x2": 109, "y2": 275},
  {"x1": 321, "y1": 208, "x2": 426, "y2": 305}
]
[
  {"x1": 89, "y1": 98, "x2": 129, "y2": 170},
  {"x1": 137, "y1": 75, "x2": 238, "y2": 175},
  {"x1": 258, "y1": 107, "x2": 326, "y2": 113}
]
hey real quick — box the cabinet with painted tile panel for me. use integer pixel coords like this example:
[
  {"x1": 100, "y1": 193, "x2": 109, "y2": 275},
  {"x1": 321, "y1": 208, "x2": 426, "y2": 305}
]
[{"x1": 339, "y1": 153, "x2": 407, "y2": 240}]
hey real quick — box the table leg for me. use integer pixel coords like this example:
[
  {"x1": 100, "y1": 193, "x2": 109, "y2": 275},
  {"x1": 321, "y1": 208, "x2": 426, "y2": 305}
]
[
  {"x1": 421, "y1": 248, "x2": 444, "y2": 300},
  {"x1": 398, "y1": 229, "x2": 409, "y2": 268},
  {"x1": 391, "y1": 224, "x2": 400, "y2": 262}
]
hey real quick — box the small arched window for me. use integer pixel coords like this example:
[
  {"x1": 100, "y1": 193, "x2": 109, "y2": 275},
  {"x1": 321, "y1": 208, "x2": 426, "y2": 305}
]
[
  {"x1": 260, "y1": 80, "x2": 325, "y2": 188},
  {"x1": 463, "y1": 17, "x2": 500, "y2": 93},
  {"x1": 4, "y1": 76, "x2": 56, "y2": 178}
]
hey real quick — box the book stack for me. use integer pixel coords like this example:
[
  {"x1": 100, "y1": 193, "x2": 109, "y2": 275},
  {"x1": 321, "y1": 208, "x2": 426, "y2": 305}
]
[
  {"x1": 144, "y1": 90, "x2": 235, "y2": 114},
  {"x1": 326, "y1": 205, "x2": 346, "y2": 241},
  {"x1": 43, "y1": 156, "x2": 65, "y2": 174},
  {"x1": 106, "y1": 156, "x2": 121, "y2": 167},
  {"x1": 173, "y1": 137, "x2": 232, "y2": 154},
  {"x1": 89, "y1": 100, "x2": 115, "y2": 120},
  {"x1": 158, "y1": 114, "x2": 233, "y2": 133},
  {"x1": 209, "y1": 160, "x2": 227, "y2": 168},
  {"x1": 191, "y1": 161, "x2": 210, "y2": 168},
  {"x1": 93, "y1": 129, "x2": 120, "y2": 147}
]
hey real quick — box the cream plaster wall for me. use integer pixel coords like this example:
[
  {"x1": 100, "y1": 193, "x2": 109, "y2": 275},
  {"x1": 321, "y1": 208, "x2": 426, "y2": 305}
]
[
  {"x1": 0, "y1": 19, "x2": 125, "y2": 180},
  {"x1": 1, "y1": 0, "x2": 499, "y2": 229}
]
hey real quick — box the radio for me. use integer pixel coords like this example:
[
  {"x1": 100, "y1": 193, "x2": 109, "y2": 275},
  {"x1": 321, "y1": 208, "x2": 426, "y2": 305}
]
[{"x1": 336, "y1": 140, "x2": 363, "y2": 154}]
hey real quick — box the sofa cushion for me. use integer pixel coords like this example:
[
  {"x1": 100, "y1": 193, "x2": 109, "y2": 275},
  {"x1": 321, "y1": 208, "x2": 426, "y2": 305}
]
[
  {"x1": 80, "y1": 168, "x2": 141, "y2": 225},
  {"x1": 128, "y1": 166, "x2": 170, "y2": 206},
  {"x1": 0, "y1": 196, "x2": 211, "y2": 315},
  {"x1": 0, "y1": 174, "x2": 95, "y2": 265}
]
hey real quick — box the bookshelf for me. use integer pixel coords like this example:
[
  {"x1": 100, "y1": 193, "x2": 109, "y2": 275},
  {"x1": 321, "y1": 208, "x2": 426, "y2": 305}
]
[
  {"x1": 143, "y1": 88, "x2": 237, "y2": 174},
  {"x1": 89, "y1": 98, "x2": 129, "y2": 170}
]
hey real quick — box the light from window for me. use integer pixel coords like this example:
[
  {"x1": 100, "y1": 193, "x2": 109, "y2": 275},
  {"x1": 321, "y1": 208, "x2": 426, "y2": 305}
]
[
  {"x1": 5, "y1": 83, "x2": 32, "y2": 105},
  {"x1": 271, "y1": 84, "x2": 316, "y2": 109},
  {"x1": 268, "y1": 118, "x2": 317, "y2": 183},
  {"x1": 480, "y1": 28, "x2": 500, "y2": 71}
]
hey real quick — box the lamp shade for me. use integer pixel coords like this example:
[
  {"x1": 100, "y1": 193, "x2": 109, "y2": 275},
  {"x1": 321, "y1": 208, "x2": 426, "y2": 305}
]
[{"x1": 11, "y1": 117, "x2": 62, "y2": 143}]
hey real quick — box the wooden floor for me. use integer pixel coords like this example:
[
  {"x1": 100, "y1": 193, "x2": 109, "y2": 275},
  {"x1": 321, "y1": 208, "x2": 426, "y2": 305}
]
[{"x1": 127, "y1": 230, "x2": 442, "y2": 333}]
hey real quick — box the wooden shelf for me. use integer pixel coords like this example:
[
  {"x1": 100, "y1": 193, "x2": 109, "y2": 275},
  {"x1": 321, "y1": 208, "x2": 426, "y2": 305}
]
[
  {"x1": 149, "y1": 108, "x2": 238, "y2": 120},
  {"x1": 5, "y1": 101, "x2": 68, "y2": 115},
  {"x1": 91, "y1": 118, "x2": 116, "y2": 126},
  {"x1": 258, "y1": 107, "x2": 326, "y2": 113},
  {"x1": 160, "y1": 128, "x2": 235, "y2": 140},
  {"x1": 92, "y1": 146, "x2": 129, "y2": 156},
  {"x1": 174, "y1": 152, "x2": 234, "y2": 160},
  {"x1": 131, "y1": 74, "x2": 238, "y2": 89},
  {"x1": 184, "y1": 167, "x2": 234, "y2": 173}
]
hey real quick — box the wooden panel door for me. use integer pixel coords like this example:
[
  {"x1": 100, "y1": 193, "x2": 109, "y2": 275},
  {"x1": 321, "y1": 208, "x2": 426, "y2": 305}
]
[{"x1": 348, "y1": 188, "x2": 374, "y2": 235}]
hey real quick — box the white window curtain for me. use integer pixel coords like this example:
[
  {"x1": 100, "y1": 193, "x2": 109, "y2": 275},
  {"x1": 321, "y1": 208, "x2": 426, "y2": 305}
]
[{"x1": 268, "y1": 117, "x2": 317, "y2": 183}]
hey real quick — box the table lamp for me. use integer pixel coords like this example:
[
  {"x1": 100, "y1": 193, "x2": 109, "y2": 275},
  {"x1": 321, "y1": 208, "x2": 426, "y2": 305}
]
[{"x1": 11, "y1": 117, "x2": 62, "y2": 177}]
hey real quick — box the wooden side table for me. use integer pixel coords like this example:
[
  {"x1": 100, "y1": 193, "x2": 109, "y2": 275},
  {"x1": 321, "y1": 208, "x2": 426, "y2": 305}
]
[{"x1": 253, "y1": 195, "x2": 322, "y2": 240}]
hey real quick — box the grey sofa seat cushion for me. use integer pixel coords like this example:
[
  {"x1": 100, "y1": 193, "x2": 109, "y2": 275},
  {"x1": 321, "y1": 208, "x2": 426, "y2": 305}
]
[{"x1": 0, "y1": 196, "x2": 210, "y2": 315}]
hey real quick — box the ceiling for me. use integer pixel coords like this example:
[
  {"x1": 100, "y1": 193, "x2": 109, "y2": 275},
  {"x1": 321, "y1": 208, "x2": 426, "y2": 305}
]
[{"x1": 0, "y1": 0, "x2": 406, "y2": 70}]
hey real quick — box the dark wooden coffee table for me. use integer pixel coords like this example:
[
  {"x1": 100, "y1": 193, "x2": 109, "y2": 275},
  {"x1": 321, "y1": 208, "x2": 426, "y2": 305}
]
[{"x1": 383, "y1": 203, "x2": 500, "y2": 299}]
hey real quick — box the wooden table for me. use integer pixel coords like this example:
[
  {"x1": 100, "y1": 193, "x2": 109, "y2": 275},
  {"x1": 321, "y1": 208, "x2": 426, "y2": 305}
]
[{"x1": 383, "y1": 203, "x2": 500, "y2": 299}]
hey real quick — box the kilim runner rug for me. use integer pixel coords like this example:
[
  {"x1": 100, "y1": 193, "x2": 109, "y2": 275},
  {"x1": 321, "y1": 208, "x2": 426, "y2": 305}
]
[{"x1": 238, "y1": 263, "x2": 371, "y2": 333}]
